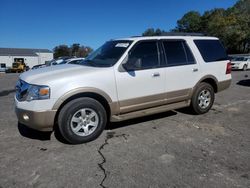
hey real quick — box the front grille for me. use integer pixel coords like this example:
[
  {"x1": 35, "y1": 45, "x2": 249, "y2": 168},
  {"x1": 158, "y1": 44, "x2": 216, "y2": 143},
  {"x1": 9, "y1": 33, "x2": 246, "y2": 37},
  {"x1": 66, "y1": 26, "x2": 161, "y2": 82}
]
[{"x1": 16, "y1": 80, "x2": 29, "y2": 101}]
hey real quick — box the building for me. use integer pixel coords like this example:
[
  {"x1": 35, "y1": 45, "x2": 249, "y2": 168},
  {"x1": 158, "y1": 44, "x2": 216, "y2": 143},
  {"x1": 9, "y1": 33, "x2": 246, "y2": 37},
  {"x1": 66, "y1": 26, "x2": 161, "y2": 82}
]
[{"x1": 0, "y1": 48, "x2": 53, "y2": 68}]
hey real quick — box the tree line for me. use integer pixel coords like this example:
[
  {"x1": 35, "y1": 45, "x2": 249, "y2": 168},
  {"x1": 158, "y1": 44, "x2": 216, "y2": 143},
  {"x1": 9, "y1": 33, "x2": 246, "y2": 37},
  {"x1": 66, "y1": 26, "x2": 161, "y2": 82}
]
[
  {"x1": 53, "y1": 44, "x2": 93, "y2": 59},
  {"x1": 142, "y1": 0, "x2": 250, "y2": 54}
]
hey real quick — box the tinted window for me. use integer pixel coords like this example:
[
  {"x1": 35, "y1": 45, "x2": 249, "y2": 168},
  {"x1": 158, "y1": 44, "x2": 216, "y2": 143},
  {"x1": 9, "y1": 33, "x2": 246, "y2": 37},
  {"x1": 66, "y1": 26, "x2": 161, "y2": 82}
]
[
  {"x1": 82, "y1": 40, "x2": 132, "y2": 67},
  {"x1": 129, "y1": 41, "x2": 159, "y2": 69},
  {"x1": 163, "y1": 41, "x2": 195, "y2": 66},
  {"x1": 194, "y1": 40, "x2": 228, "y2": 62}
]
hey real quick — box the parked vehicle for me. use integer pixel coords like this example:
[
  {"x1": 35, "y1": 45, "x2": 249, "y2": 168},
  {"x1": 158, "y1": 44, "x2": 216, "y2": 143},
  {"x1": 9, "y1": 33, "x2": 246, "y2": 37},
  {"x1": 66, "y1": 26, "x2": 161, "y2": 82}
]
[
  {"x1": 15, "y1": 35, "x2": 231, "y2": 144},
  {"x1": 0, "y1": 63, "x2": 6, "y2": 72},
  {"x1": 11, "y1": 61, "x2": 27, "y2": 73},
  {"x1": 58, "y1": 58, "x2": 85, "y2": 65},
  {"x1": 46, "y1": 57, "x2": 72, "y2": 66},
  {"x1": 32, "y1": 64, "x2": 47, "y2": 70},
  {"x1": 231, "y1": 57, "x2": 250, "y2": 71}
]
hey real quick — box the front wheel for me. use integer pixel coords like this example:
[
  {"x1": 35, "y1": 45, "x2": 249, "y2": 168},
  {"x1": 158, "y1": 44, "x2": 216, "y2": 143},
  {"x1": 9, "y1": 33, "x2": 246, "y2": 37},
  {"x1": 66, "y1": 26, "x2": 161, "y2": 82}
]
[
  {"x1": 58, "y1": 97, "x2": 107, "y2": 144},
  {"x1": 190, "y1": 82, "x2": 215, "y2": 114}
]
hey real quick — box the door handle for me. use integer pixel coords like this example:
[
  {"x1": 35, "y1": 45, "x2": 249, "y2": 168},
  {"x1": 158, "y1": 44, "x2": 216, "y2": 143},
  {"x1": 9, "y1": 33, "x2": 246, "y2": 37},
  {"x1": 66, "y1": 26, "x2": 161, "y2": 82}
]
[
  {"x1": 152, "y1": 72, "x2": 160, "y2": 77},
  {"x1": 192, "y1": 68, "x2": 198, "y2": 72}
]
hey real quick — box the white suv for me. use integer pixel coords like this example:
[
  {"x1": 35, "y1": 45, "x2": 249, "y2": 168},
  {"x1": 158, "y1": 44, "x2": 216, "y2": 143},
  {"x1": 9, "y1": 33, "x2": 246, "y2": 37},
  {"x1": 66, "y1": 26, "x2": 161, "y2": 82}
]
[{"x1": 15, "y1": 35, "x2": 232, "y2": 144}]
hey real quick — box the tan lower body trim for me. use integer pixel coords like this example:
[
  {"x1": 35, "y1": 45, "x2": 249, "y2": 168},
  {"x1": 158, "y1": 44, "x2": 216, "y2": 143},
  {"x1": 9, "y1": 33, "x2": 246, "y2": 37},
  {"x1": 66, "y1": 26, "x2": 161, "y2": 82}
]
[
  {"x1": 111, "y1": 100, "x2": 190, "y2": 122},
  {"x1": 118, "y1": 88, "x2": 191, "y2": 114},
  {"x1": 15, "y1": 108, "x2": 56, "y2": 131},
  {"x1": 217, "y1": 79, "x2": 231, "y2": 92}
]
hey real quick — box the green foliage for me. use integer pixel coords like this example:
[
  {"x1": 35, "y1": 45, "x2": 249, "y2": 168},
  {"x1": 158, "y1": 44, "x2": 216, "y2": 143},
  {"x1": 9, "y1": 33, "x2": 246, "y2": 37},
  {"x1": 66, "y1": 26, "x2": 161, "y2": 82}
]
[
  {"x1": 176, "y1": 11, "x2": 202, "y2": 32},
  {"x1": 53, "y1": 45, "x2": 70, "y2": 58},
  {"x1": 54, "y1": 44, "x2": 93, "y2": 59},
  {"x1": 142, "y1": 0, "x2": 250, "y2": 53},
  {"x1": 175, "y1": 0, "x2": 250, "y2": 53},
  {"x1": 142, "y1": 28, "x2": 165, "y2": 36}
]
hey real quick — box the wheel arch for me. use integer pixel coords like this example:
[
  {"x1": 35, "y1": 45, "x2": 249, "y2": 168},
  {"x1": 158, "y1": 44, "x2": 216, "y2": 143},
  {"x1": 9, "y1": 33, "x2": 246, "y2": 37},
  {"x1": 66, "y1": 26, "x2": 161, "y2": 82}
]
[
  {"x1": 53, "y1": 88, "x2": 118, "y2": 125},
  {"x1": 194, "y1": 75, "x2": 218, "y2": 93}
]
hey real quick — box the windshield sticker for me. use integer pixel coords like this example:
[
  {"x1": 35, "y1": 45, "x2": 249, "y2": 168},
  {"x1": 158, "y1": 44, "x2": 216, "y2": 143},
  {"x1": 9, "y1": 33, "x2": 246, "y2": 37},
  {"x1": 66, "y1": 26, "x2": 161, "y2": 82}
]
[{"x1": 115, "y1": 43, "x2": 129, "y2": 48}]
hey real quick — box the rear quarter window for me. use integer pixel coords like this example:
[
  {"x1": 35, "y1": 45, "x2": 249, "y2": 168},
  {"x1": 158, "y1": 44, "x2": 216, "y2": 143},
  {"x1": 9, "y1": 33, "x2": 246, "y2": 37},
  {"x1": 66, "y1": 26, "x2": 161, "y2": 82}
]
[{"x1": 194, "y1": 40, "x2": 228, "y2": 62}]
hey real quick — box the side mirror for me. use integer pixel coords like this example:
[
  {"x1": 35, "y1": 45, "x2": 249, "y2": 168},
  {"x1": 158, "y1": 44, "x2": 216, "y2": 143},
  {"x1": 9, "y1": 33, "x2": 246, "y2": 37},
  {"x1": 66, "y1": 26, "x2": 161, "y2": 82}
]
[{"x1": 122, "y1": 58, "x2": 142, "y2": 71}]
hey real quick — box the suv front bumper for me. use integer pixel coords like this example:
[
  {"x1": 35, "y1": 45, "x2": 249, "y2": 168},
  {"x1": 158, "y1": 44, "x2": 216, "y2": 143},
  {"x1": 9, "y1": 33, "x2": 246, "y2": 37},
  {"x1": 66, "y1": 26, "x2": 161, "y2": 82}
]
[{"x1": 15, "y1": 108, "x2": 57, "y2": 131}]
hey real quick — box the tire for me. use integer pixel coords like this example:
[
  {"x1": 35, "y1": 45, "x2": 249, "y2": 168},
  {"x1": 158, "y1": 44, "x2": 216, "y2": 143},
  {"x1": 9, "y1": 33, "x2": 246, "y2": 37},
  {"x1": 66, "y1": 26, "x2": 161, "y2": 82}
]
[
  {"x1": 243, "y1": 64, "x2": 247, "y2": 71},
  {"x1": 190, "y1": 82, "x2": 215, "y2": 114},
  {"x1": 58, "y1": 97, "x2": 107, "y2": 144}
]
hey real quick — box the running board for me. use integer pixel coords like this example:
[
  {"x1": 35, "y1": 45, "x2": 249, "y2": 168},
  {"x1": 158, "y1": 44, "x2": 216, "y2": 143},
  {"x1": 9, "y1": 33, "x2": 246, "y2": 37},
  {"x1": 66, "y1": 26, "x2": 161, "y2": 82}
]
[{"x1": 110, "y1": 100, "x2": 190, "y2": 122}]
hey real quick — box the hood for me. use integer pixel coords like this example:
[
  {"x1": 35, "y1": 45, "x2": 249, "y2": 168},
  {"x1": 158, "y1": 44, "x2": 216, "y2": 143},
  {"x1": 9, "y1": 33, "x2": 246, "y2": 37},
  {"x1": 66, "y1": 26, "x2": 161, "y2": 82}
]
[{"x1": 19, "y1": 64, "x2": 101, "y2": 85}]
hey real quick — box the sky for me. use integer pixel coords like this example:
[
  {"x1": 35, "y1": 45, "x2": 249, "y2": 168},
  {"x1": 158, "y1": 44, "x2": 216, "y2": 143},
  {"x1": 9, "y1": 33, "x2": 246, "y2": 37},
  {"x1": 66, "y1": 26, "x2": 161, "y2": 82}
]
[{"x1": 0, "y1": 0, "x2": 237, "y2": 50}]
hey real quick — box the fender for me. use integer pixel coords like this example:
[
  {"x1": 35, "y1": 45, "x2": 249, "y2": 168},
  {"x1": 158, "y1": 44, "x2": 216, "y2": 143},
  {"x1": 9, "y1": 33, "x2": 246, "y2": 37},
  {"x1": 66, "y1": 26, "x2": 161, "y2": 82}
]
[
  {"x1": 52, "y1": 87, "x2": 119, "y2": 115},
  {"x1": 190, "y1": 75, "x2": 219, "y2": 97}
]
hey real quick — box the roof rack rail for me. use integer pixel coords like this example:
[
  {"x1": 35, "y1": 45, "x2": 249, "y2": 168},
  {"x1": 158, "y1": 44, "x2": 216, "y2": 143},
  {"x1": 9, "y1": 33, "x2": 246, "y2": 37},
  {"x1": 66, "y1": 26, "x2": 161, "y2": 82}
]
[
  {"x1": 133, "y1": 32, "x2": 206, "y2": 38},
  {"x1": 160, "y1": 32, "x2": 205, "y2": 36}
]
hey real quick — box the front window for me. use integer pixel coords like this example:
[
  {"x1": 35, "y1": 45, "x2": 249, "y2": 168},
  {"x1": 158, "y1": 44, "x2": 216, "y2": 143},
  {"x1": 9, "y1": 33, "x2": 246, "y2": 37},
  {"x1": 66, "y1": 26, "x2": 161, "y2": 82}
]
[
  {"x1": 127, "y1": 41, "x2": 159, "y2": 69},
  {"x1": 81, "y1": 40, "x2": 132, "y2": 67}
]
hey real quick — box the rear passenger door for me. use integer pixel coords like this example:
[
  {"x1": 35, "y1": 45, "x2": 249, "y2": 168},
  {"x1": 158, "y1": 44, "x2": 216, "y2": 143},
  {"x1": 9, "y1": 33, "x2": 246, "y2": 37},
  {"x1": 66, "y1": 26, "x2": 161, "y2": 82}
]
[{"x1": 161, "y1": 40, "x2": 200, "y2": 103}]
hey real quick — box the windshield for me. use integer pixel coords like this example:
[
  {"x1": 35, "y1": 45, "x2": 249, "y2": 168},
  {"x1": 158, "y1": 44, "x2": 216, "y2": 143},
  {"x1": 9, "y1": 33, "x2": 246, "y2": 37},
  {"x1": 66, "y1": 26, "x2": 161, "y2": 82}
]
[
  {"x1": 80, "y1": 40, "x2": 132, "y2": 67},
  {"x1": 233, "y1": 57, "x2": 247, "y2": 61}
]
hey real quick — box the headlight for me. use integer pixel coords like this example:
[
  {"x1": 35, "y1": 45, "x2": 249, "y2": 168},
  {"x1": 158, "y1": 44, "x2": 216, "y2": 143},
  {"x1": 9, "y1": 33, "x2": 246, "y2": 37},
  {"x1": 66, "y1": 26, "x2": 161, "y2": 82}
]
[{"x1": 26, "y1": 85, "x2": 50, "y2": 101}]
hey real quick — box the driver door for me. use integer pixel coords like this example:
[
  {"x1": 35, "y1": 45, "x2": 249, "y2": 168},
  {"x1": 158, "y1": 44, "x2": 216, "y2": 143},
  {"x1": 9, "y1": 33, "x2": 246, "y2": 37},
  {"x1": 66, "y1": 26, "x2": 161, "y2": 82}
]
[{"x1": 115, "y1": 40, "x2": 166, "y2": 114}]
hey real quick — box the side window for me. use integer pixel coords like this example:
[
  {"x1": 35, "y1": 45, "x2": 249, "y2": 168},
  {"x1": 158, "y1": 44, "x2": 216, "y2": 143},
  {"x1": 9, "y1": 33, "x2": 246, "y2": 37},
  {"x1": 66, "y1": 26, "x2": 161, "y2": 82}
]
[
  {"x1": 128, "y1": 41, "x2": 159, "y2": 69},
  {"x1": 194, "y1": 40, "x2": 228, "y2": 62},
  {"x1": 163, "y1": 40, "x2": 195, "y2": 66}
]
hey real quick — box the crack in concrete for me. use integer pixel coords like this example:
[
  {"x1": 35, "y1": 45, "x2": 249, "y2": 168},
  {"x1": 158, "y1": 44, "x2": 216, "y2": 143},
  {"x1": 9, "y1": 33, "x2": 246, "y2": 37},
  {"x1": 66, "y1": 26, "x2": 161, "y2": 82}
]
[{"x1": 97, "y1": 131, "x2": 129, "y2": 188}]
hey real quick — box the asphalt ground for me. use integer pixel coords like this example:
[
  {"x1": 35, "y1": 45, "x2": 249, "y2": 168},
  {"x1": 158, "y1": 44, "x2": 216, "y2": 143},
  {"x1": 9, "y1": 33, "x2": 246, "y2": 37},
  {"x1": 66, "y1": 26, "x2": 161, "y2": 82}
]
[{"x1": 0, "y1": 71, "x2": 249, "y2": 188}]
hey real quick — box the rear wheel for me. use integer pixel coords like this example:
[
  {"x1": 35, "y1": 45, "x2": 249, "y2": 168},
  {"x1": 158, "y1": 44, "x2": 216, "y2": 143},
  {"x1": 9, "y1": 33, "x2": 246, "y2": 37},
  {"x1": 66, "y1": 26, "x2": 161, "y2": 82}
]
[
  {"x1": 190, "y1": 82, "x2": 215, "y2": 114},
  {"x1": 58, "y1": 97, "x2": 107, "y2": 144}
]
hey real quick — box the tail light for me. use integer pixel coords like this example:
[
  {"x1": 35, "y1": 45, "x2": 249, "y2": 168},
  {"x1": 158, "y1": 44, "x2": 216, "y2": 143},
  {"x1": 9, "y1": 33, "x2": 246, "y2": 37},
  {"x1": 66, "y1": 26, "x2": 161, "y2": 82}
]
[{"x1": 226, "y1": 61, "x2": 232, "y2": 74}]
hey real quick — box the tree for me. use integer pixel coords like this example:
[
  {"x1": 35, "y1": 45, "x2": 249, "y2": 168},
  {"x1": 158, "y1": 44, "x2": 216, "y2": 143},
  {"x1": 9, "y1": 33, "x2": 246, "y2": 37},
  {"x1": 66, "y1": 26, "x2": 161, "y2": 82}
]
[
  {"x1": 71, "y1": 43, "x2": 80, "y2": 57},
  {"x1": 171, "y1": 0, "x2": 250, "y2": 53},
  {"x1": 78, "y1": 46, "x2": 93, "y2": 57},
  {"x1": 176, "y1": 11, "x2": 202, "y2": 32},
  {"x1": 53, "y1": 44, "x2": 93, "y2": 58},
  {"x1": 142, "y1": 28, "x2": 156, "y2": 36},
  {"x1": 142, "y1": 28, "x2": 165, "y2": 36},
  {"x1": 53, "y1": 45, "x2": 70, "y2": 58}
]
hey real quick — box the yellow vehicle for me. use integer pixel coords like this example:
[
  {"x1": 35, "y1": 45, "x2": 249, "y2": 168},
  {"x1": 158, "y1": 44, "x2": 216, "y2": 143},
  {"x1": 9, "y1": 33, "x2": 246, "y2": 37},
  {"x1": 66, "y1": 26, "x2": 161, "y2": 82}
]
[{"x1": 11, "y1": 58, "x2": 27, "y2": 73}]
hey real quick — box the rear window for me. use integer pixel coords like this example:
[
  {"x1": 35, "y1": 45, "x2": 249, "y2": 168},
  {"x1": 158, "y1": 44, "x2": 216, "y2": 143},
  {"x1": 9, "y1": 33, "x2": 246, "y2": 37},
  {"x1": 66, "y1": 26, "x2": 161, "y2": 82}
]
[{"x1": 194, "y1": 40, "x2": 228, "y2": 62}]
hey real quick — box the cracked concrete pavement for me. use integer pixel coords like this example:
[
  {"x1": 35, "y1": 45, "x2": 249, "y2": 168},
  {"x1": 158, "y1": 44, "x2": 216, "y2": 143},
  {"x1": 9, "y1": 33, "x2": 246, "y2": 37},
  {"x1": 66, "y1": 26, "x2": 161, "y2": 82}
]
[{"x1": 0, "y1": 71, "x2": 250, "y2": 188}]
